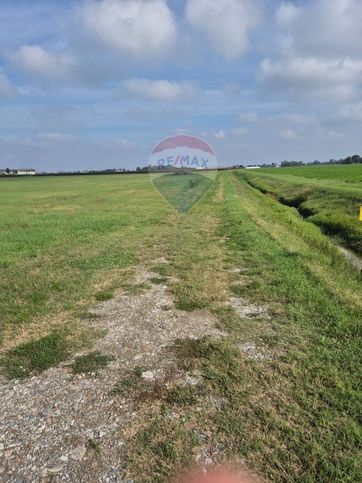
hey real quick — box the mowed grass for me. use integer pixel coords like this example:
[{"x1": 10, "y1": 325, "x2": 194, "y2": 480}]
[
  {"x1": 0, "y1": 174, "x2": 172, "y2": 351},
  {"x1": 121, "y1": 172, "x2": 361, "y2": 482},
  {"x1": 0, "y1": 171, "x2": 361, "y2": 481},
  {"x1": 259, "y1": 163, "x2": 362, "y2": 182},
  {"x1": 152, "y1": 171, "x2": 214, "y2": 212},
  {"x1": 239, "y1": 165, "x2": 362, "y2": 253}
]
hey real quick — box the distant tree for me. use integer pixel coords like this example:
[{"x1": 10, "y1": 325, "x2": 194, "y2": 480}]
[{"x1": 281, "y1": 160, "x2": 304, "y2": 167}]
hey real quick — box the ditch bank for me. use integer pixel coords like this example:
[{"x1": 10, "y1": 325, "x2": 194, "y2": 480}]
[{"x1": 239, "y1": 172, "x2": 362, "y2": 273}]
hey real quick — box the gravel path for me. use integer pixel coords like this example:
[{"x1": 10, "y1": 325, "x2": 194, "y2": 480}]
[{"x1": 0, "y1": 264, "x2": 221, "y2": 482}]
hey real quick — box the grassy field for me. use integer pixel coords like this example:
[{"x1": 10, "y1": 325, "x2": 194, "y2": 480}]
[
  {"x1": 0, "y1": 171, "x2": 361, "y2": 481},
  {"x1": 152, "y1": 171, "x2": 214, "y2": 212},
  {"x1": 259, "y1": 164, "x2": 362, "y2": 182},
  {"x1": 240, "y1": 165, "x2": 362, "y2": 254},
  {"x1": 0, "y1": 174, "x2": 170, "y2": 349}
]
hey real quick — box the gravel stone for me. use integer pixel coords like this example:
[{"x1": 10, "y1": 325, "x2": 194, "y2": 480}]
[
  {"x1": 0, "y1": 264, "x2": 222, "y2": 481},
  {"x1": 69, "y1": 445, "x2": 86, "y2": 461}
]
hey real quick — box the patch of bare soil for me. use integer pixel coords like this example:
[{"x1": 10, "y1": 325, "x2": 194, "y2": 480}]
[
  {"x1": 0, "y1": 263, "x2": 222, "y2": 482},
  {"x1": 229, "y1": 297, "x2": 273, "y2": 361},
  {"x1": 229, "y1": 297, "x2": 270, "y2": 319},
  {"x1": 238, "y1": 342, "x2": 272, "y2": 361}
]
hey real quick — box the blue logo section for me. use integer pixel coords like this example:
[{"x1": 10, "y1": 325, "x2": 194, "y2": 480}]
[{"x1": 157, "y1": 155, "x2": 209, "y2": 169}]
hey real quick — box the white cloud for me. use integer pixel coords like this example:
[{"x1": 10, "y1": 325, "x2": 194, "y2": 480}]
[
  {"x1": 11, "y1": 45, "x2": 75, "y2": 80},
  {"x1": 80, "y1": 0, "x2": 177, "y2": 59},
  {"x1": 186, "y1": 0, "x2": 260, "y2": 60},
  {"x1": 260, "y1": 57, "x2": 362, "y2": 101},
  {"x1": 96, "y1": 137, "x2": 136, "y2": 149},
  {"x1": 114, "y1": 138, "x2": 136, "y2": 148},
  {"x1": 327, "y1": 130, "x2": 345, "y2": 138},
  {"x1": 275, "y1": 0, "x2": 362, "y2": 59},
  {"x1": 213, "y1": 130, "x2": 227, "y2": 140},
  {"x1": 0, "y1": 69, "x2": 16, "y2": 97},
  {"x1": 232, "y1": 127, "x2": 248, "y2": 136},
  {"x1": 276, "y1": 2, "x2": 300, "y2": 28},
  {"x1": 270, "y1": 113, "x2": 317, "y2": 125},
  {"x1": 261, "y1": 0, "x2": 362, "y2": 102},
  {"x1": 124, "y1": 79, "x2": 197, "y2": 101},
  {"x1": 341, "y1": 102, "x2": 362, "y2": 122},
  {"x1": 174, "y1": 127, "x2": 191, "y2": 135},
  {"x1": 239, "y1": 112, "x2": 259, "y2": 123},
  {"x1": 37, "y1": 132, "x2": 75, "y2": 142}
]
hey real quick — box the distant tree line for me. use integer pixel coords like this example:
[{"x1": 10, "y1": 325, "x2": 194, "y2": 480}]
[
  {"x1": 2, "y1": 154, "x2": 361, "y2": 177},
  {"x1": 281, "y1": 154, "x2": 361, "y2": 167},
  {"x1": 35, "y1": 168, "x2": 142, "y2": 176},
  {"x1": 231, "y1": 155, "x2": 362, "y2": 169}
]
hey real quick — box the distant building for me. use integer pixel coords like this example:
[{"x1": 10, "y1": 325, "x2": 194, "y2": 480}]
[
  {"x1": 15, "y1": 169, "x2": 36, "y2": 176},
  {"x1": 0, "y1": 168, "x2": 36, "y2": 176},
  {"x1": 245, "y1": 166, "x2": 261, "y2": 169}
]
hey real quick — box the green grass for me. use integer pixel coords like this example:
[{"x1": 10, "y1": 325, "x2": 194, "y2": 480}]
[
  {"x1": 238, "y1": 166, "x2": 362, "y2": 253},
  {"x1": 71, "y1": 351, "x2": 114, "y2": 374},
  {"x1": 95, "y1": 290, "x2": 114, "y2": 301},
  {"x1": 0, "y1": 174, "x2": 172, "y2": 348},
  {"x1": 152, "y1": 172, "x2": 214, "y2": 212},
  {"x1": 259, "y1": 164, "x2": 362, "y2": 182},
  {"x1": 111, "y1": 375, "x2": 138, "y2": 396},
  {"x1": 121, "y1": 172, "x2": 361, "y2": 482},
  {"x1": 0, "y1": 331, "x2": 69, "y2": 379},
  {"x1": 0, "y1": 171, "x2": 361, "y2": 481},
  {"x1": 121, "y1": 282, "x2": 151, "y2": 295},
  {"x1": 86, "y1": 438, "x2": 101, "y2": 452},
  {"x1": 149, "y1": 276, "x2": 168, "y2": 285},
  {"x1": 209, "y1": 173, "x2": 362, "y2": 481}
]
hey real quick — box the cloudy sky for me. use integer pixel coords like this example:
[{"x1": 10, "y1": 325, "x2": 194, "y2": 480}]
[{"x1": 0, "y1": 0, "x2": 362, "y2": 171}]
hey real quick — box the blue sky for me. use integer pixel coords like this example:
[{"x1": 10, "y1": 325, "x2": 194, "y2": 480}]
[{"x1": 0, "y1": 0, "x2": 361, "y2": 171}]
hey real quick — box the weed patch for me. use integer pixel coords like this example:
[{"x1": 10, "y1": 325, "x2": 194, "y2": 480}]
[
  {"x1": 95, "y1": 290, "x2": 114, "y2": 301},
  {"x1": 1, "y1": 332, "x2": 68, "y2": 379},
  {"x1": 121, "y1": 283, "x2": 151, "y2": 295},
  {"x1": 71, "y1": 351, "x2": 114, "y2": 374},
  {"x1": 150, "y1": 277, "x2": 168, "y2": 285}
]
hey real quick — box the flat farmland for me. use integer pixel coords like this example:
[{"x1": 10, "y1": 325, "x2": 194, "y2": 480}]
[
  {"x1": 259, "y1": 164, "x2": 362, "y2": 182},
  {"x1": 0, "y1": 171, "x2": 361, "y2": 482}
]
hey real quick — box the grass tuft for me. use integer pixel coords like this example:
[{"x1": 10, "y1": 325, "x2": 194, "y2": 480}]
[
  {"x1": 149, "y1": 276, "x2": 168, "y2": 285},
  {"x1": 86, "y1": 438, "x2": 101, "y2": 452},
  {"x1": 122, "y1": 282, "x2": 151, "y2": 295},
  {"x1": 71, "y1": 351, "x2": 114, "y2": 374},
  {"x1": 0, "y1": 332, "x2": 68, "y2": 379},
  {"x1": 95, "y1": 290, "x2": 114, "y2": 301}
]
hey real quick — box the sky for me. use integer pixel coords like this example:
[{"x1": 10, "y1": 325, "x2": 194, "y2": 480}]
[{"x1": 0, "y1": 0, "x2": 362, "y2": 171}]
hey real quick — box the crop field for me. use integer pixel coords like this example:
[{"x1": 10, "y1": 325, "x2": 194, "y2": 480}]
[{"x1": 0, "y1": 170, "x2": 361, "y2": 481}]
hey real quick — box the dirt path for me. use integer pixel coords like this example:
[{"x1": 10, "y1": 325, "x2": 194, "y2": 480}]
[{"x1": 0, "y1": 262, "x2": 222, "y2": 482}]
